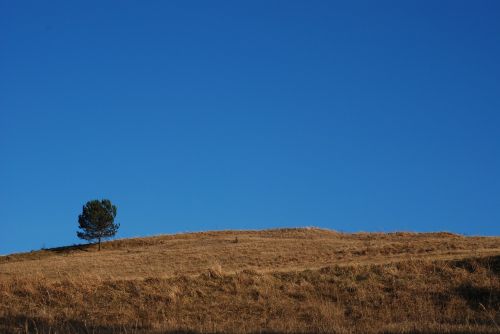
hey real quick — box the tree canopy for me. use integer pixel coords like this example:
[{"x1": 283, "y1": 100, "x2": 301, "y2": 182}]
[{"x1": 77, "y1": 199, "x2": 118, "y2": 251}]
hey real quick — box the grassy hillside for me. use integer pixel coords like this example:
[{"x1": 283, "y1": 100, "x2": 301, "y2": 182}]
[{"x1": 0, "y1": 228, "x2": 499, "y2": 333}]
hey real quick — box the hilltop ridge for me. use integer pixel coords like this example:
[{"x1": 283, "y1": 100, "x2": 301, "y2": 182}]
[{"x1": 1, "y1": 227, "x2": 498, "y2": 280}]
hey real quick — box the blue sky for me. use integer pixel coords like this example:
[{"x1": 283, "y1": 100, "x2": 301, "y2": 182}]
[{"x1": 1, "y1": 1, "x2": 499, "y2": 254}]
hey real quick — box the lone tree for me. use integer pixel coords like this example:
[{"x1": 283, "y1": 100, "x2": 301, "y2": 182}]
[{"x1": 77, "y1": 199, "x2": 118, "y2": 251}]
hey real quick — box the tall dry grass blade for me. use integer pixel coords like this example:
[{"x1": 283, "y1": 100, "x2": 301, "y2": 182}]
[{"x1": 479, "y1": 303, "x2": 500, "y2": 332}]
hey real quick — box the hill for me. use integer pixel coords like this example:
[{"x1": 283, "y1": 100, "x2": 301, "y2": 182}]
[{"x1": 0, "y1": 228, "x2": 499, "y2": 333}]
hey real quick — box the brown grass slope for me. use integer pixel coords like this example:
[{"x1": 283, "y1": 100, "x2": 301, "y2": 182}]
[{"x1": 0, "y1": 228, "x2": 499, "y2": 333}]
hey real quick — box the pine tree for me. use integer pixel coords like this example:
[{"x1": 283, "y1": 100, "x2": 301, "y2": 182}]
[{"x1": 77, "y1": 199, "x2": 118, "y2": 251}]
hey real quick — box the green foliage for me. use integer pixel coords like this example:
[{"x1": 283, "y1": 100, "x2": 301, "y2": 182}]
[{"x1": 77, "y1": 199, "x2": 118, "y2": 250}]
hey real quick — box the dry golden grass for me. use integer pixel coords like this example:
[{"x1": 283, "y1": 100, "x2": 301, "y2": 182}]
[{"x1": 0, "y1": 228, "x2": 499, "y2": 333}]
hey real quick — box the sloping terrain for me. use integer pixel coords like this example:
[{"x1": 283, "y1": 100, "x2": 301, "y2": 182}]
[{"x1": 0, "y1": 228, "x2": 499, "y2": 333}]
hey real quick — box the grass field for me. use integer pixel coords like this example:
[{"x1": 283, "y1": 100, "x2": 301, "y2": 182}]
[{"x1": 0, "y1": 228, "x2": 499, "y2": 333}]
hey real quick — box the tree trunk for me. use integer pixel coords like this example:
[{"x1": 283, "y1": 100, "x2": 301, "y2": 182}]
[{"x1": 98, "y1": 237, "x2": 101, "y2": 251}]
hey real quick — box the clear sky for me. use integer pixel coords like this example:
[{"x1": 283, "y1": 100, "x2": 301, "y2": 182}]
[{"x1": 1, "y1": 1, "x2": 499, "y2": 254}]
